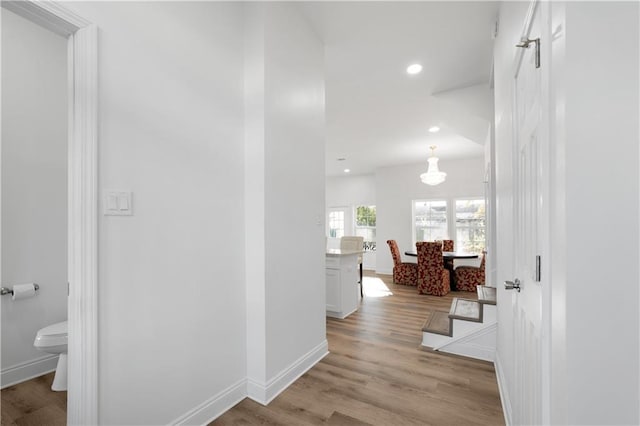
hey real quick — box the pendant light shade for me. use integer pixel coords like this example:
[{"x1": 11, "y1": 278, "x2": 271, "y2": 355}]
[{"x1": 420, "y1": 146, "x2": 446, "y2": 186}]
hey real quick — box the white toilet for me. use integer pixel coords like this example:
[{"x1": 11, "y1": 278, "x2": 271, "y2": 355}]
[{"x1": 34, "y1": 321, "x2": 68, "y2": 391}]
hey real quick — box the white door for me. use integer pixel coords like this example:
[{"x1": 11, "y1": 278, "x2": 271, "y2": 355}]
[
  {"x1": 509, "y1": 1, "x2": 550, "y2": 424},
  {"x1": 326, "y1": 206, "x2": 353, "y2": 239}
]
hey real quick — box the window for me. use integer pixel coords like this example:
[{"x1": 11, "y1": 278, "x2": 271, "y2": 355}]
[
  {"x1": 413, "y1": 200, "x2": 448, "y2": 244},
  {"x1": 355, "y1": 205, "x2": 376, "y2": 251},
  {"x1": 455, "y1": 199, "x2": 486, "y2": 252},
  {"x1": 328, "y1": 210, "x2": 345, "y2": 238}
]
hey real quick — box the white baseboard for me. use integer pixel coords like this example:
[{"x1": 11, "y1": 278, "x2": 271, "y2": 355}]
[
  {"x1": 1, "y1": 354, "x2": 59, "y2": 389},
  {"x1": 170, "y1": 378, "x2": 247, "y2": 426},
  {"x1": 247, "y1": 339, "x2": 328, "y2": 405},
  {"x1": 375, "y1": 268, "x2": 392, "y2": 275},
  {"x1": 326, "y1": 307, "x2": 357, "y2": 319},
  {"x1": 171, "y1": 339, "x2": 328, "y2": 424},
  {"x1": 494, "y1": 352, "x2": 512, "y2": 426}
]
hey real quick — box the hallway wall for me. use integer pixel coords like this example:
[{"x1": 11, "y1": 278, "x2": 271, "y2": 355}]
[
  {"x1": 561, "y1": 2, "x2": 639, "y2": 423},
  {"x1": 245, "y1": 2, "x2": 328, "y2": 403},
  {"x1": 64, "y1": 3, "x2": 247, "y2": 424}
]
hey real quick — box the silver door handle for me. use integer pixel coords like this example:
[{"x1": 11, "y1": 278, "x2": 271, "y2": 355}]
[{"x1": 504, "y1": 278, "x2": 521, "y2": 292}]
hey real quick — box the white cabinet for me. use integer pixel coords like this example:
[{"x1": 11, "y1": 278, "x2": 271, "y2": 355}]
[{"x1": 325, "y1": 251, "x2": 360, "y2": 319}]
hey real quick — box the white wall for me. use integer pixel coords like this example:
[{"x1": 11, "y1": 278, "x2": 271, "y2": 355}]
[
  {"x1": 264, "y1": 1, "x2": 326, "y2": 383},
  {"x1": 375, "y1": 158, "x2": 485, "y2": 274},
  {"x1": 326, "y1": 174, "x2": 376, "y2": 268},
  {"x1": 561, "y1": 2, "x2": 639, "y2": 424},
  {"x1": 63, "y1": 3, "x2": 247, "y2": 424},
  {"x1": 326, "y1": 174, "x2": 376, "y2": 207},
  {"x1": 245, "y1": 2, "x2": 327, "y2": 404},
  {"x1": 1, "y1": 9, "x2": 68, "y2": 386}
]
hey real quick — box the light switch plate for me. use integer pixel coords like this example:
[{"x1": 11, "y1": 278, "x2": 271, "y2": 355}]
[{"x1": 104, "y1": 191, "x2": 133, "y2": 216}]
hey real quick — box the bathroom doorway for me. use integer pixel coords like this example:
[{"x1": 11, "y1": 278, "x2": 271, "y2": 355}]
[
  {"x1": 1, "y1": 6, "x2": 69, "y2": 389},
  {"x1": 0, "y1": 2, "x2": 98, "y2": 424}
]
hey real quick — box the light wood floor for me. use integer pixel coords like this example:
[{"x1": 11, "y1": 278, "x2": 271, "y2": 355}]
[
  {"x1": 1, "y1": 272, "x2": 504, "y2": 426},
  {"x1": 1, "y1": 372, "x2": 66, "y2": 426},
  {"x1": 213, "y1": 272, "x2": 504, "y2": 425}
]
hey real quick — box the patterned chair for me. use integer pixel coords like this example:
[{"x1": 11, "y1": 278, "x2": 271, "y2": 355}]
[
  {"x1": 441, "y1": 239, "x2": 455, "y2": 270},
  {"x1": 386, "y1": 240, "x2": 418, "y2": 286},
  {"x1": 454, "y1": 251, "x2": 486, "y2": 292},
  {"x1": 416, "y1": 241, "x2": 450, "y2": 296}
]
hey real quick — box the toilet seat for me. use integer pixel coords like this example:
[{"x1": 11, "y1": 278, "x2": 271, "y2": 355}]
[{"x1": 34, "y1": 321, "x2": 67, "y2": 350}]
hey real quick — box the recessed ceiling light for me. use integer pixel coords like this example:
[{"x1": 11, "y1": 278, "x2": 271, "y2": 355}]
[
  {"x1": 406, "y1": 64, "x2": 423, "y2": 75},
  {"x1": 428, "y1": 126, "x2": 440, "y2": 133},
  {"x1": 344, "y1": 169, "x2": 351, "y2": 173}
]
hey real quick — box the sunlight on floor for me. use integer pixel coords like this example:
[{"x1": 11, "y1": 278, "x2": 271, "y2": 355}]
[{"x1": 363, "y1": 276, "x2": 393, "y2": 298}]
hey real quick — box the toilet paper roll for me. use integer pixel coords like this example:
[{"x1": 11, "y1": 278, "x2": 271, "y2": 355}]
[{"x1": 12, "y1": 283, "x2": 36, "y2": 301}]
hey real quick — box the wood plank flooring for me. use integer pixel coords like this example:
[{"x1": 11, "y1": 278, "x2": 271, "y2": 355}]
[
  {"x1": 212, "y1": 272, "x2": 504, "y2": 425},
  {"x1": 1, "y1": 372, "x2": 66, "y2": 426},
  {"x1": 1, "y1": 272, "x2": 504, "y2": 426}
]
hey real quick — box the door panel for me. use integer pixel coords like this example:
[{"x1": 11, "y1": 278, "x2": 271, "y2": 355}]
[{"x1": 511, "y1": 1, "x2": 547, "y2": 424}]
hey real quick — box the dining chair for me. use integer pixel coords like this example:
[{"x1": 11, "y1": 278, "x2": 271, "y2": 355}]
[
  {"x1": 341, "y1": 236, "x2": 364, "y2": 297},
  {"x1": 386, "y1": 240, "x2": 418, "y2": 286},
  {"x1": 416, "y1": 241, "x2": 450, "y2": 296},
  {"x1": 441, "y1": 239, "x2": 454, "y2": 270},
  {"x1": 454, "y1": 250, "x2": 486, "y2": 292}
]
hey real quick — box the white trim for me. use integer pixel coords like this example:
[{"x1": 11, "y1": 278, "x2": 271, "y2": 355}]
[
  {"x1": 67, "y1": 22, "x2": 98, "y2": 426},
  {"x1": 443, "y1": 342, "x2": 494, "y2": 362},
  {"x1": 170, "y1": 378, "x2": 248, "y2": 426},
  {"x1": 247, "y1": 340, "x2": 328, "y2": 405},
  {"x1": 434, "y1": 322, "x2": 496, "y2": 362},
  {"x1": 2, "y1": 0, "x2": 89, "y2": 37},
  {"x1": 375, "y1": 268, "x2": 393, "y2": 275},
  {"x1": 2, "y1": 2, "x2": 99, "y2": 425},
  {"x1": 495, "y1": 352, "x2": 513, "y2": 426},
  {"x1": 1, "y1": 355, "x2": 58, "y2": 389},
  {"x1": 326, "y1": 307, "x2": 357, "y2": 320},
  {"x1": 433, "y1": 321, "x2": 496, "y2": 350}
]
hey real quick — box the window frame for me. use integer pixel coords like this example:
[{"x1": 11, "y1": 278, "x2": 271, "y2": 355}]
[
  {"x1": 354, "y1": 205, "x2": 376, "y2": 252},
  {"x1": 411, "y1": 198, "x2": 449, "y2": 247},
  {"x1": 453, "y1": 197, "x2": 486, "y2": 253}
]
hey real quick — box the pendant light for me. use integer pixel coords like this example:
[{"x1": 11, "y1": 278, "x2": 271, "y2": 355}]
[{"x1": 420, "y1": 146, "x2": 446, "y2": 186}]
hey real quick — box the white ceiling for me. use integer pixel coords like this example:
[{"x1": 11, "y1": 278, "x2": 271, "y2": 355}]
[{"x1": 298, "y1": 1, "x2": 499, "y2": 176}]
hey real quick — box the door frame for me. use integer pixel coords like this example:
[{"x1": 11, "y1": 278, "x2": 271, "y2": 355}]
[{"x1": 2, "y1": 2, "x2": 98, "y2": 424}]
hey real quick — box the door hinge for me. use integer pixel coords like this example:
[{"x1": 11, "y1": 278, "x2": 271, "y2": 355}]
[
  {"x1": 535, "y1": 255, "x2": 541, "y2": 282},
  {"x1": 516, "y1": 37, "x2": 540, "y2": 68}
]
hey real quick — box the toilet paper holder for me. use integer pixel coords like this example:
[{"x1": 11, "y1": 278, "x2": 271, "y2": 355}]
[{"x1": 0, "y1": 284, "x2": 40, "y2": 296}]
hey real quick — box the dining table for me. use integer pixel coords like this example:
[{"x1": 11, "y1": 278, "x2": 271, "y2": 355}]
[{"x1": 404, "y1": 250, "x2": 479, "y2": 291}]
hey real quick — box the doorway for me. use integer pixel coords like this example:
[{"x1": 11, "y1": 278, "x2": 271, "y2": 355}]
[
  {"x1": 1, "y1": 6, "x2": 68, "y2": 388},
  {"x1": 1, "y1": 2, "x2": 98, "y2": 424}
]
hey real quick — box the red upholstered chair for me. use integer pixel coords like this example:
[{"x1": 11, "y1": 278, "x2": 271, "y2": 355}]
[
  {"x1": 442, "y1": 239, "x2": 454, "y2": 252},
  {"x1": 454, "y1": 251, "x2": 486, "y2": 292},
  {"x1": 386, "y1": 240, "x2": 418, "y2": 286},
  {"x1": 416, "y1": 242, "x2": 450, "y2": 296},
  {"x1": 441, "y1": 239, "x2": 455, "y2": 270}
]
